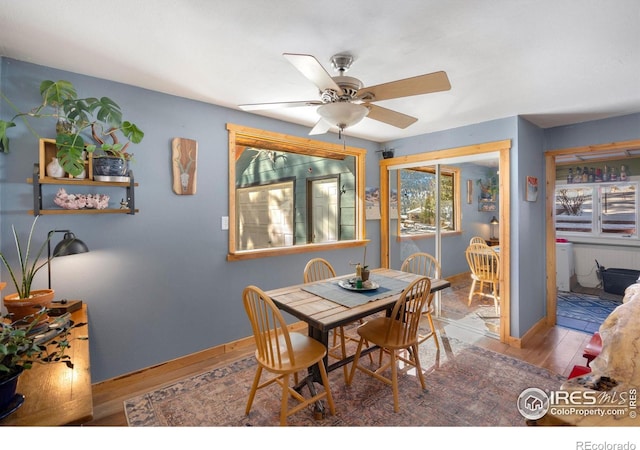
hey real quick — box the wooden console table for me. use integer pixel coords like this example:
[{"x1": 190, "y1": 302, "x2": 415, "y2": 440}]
[{"x1": 1, "y1": 305, "x2": 92, "y2": 426}]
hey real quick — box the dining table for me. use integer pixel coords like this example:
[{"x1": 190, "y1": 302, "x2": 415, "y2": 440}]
[{"x1": 265, "y1": 267, "x2": 451, "y2": 416}]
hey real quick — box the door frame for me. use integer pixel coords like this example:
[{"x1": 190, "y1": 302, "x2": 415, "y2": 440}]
[
  {"x1": 379, "y1": 139, "x2": 512, "y2": 343},
  {"x1": 307, "y1": 176, "x2": 340, "y2": 243},
  {"x1": 544, "y1": 138, "x2": 640, "y2": 326}
]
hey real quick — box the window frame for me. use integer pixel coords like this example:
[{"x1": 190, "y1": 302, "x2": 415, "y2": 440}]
[
  {"x1": 227, "y1": 123, "x2": 368, "y2": 261},
  {"x1": 554, "y1": 181, "x2": 638, "y2": 239}
]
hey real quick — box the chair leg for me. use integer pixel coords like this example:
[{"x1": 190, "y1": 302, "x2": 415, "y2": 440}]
[
  {"x1": 391, "y1": 349, "x2": 399, "y2": 413},
  {"x1": 346, "y1": 337, "x2": 365, "y2": 385},
  {"x1": 492, "y1": 283, "x2": 500, "y2": 315},
  {"x1": 245, "y1": 365, "x2": 263, "y2": 415},
  {"x1": 426, "y1": 312, "x2": 440, "y2": 350},
  {"x1": 467, "y1": 278, "x2": 477, "y2": 305},
  {"x1": 412, "y1": 343, "x2": 426, "y2": 389},
  {"x1": 280, "y1": 373, "x2": 290, "y2": 426}
]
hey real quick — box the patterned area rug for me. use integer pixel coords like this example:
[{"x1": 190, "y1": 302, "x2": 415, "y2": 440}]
[
  {"x1": 556, "y1": 292, "x2": 621, "y2": 333},
  {"x1": 124, "y1": 335, "x2": 565, "y2": 426}
]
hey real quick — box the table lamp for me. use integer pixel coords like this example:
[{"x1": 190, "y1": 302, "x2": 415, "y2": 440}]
[
  {"x1": 489, "y1": 216, "x2": 499, "y2": 241},
  {"x1": 47, "y1": 229, "x2": 89, "y2": 289}
]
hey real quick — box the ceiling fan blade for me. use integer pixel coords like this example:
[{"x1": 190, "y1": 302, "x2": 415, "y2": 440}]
[
  {"x1": 308, "y1": 118, "x2": 332, "y2": 135},
  {"x1": 358, "y1": 71, "x2": 451, "y2": 102},
  {"x1": 239, "y1": 100, "x2": 322, "y2": 111},
  {"x1": 283, "y1": 53, "x2": 343, "y2": 95},
  {"x1": 365, "y1": 104, "x2": 418, "y2": 129}
]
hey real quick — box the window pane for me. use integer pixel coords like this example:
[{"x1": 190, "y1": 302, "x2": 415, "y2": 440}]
[
  {"x1": 600, "y1": 183, "x2": 637, "y2": 236},
  {"x1": 555, "y1": 186, "x2": 594, "y2": 234},
  {"x1": 398, "y1": 168, "x2": 456, "y2": 237}
]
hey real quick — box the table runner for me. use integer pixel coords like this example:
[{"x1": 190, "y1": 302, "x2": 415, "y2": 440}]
[{"x1": 301, "y1": 274, "x2": 411, "y2": 308}]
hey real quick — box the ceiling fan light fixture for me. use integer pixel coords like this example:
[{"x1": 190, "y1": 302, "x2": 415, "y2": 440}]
[{"x1": 317, "y1": 102, "x2": 368, "y2": 130}]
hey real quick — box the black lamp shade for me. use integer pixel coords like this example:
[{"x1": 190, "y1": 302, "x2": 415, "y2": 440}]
[
  {"x1": 53, "y1": 232, "x2": 89, "y2": 257},
  {"x1": 490, "y1": 216, "x2": 499, "y2": 225}
]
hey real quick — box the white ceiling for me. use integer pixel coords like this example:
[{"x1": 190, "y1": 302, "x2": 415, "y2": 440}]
[{"x1": 1, "y1": 0, "x2": 639, "y2": 143}]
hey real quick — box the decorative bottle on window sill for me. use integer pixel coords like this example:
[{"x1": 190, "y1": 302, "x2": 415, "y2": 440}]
[
  {"x1": 620, "y1": 165, "x2": 627, "y2": 181},
  {"x1": 46, "y1": 157, "x2": 65, "y2": 178}
]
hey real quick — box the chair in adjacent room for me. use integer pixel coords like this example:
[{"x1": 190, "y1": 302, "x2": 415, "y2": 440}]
[
  {"x1": 400, "y1": 252, "x2": 441, "y2": 350},
  {"x1": 469, "y1": 236, "x2": 486, "y2": 245},
  {"x1": 346, "y1": 276, "x2": 431, "y2": 413},
  {"x1": 242, "y1": 285, "x2": 335, "y2": 426},
  {"x1": 303, "y1": 258, "x2": 371, "y2": 380},
  {"x1": 465, "y1": 242, "x2": 500, "y2": 314}
]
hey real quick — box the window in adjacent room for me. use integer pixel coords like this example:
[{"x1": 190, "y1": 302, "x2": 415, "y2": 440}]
[{"x1": 396, "y1": 167, "x2": 460, "y2": 237}]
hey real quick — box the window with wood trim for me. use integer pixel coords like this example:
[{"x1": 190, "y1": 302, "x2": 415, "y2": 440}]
[{"x1": 227, "y1": 124, "x2": 367, "y2": 261}]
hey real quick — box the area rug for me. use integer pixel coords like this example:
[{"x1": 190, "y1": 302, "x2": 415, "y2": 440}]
[
  {"x1": 124, "y1": 336, "x2": 565, "y2": 427},
  {"x1": 556, "y1": 292, "x2": 620, "y2": 333}
]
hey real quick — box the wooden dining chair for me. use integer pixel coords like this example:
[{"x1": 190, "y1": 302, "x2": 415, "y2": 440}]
[
  {"x1": 303, "y1": 258, "x2": 371, "y2": 380},
  {"x1": 469, "y1": 236, "x2": 486, "y2": 245},
  {"x1": 242, "y1": 285, "x2": 335, "y2": 425},
  {"x1": 465, "y1": 242, "x2": 500, "y2": 314},
  {"x1": 400, "y1": 252, "x2": 441, "y2": 350},
  {"x1": 346, "y1": 276, "x2": 431, "y2": 413}
]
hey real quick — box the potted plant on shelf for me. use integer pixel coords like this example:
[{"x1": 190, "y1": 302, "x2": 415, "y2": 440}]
[
  {"x1": 0, "y1": 305, "x2": 87, "y2": 419},
  {"x1": 0, "y1": 79, "x2": 144, "y2": 178},
  {"x1": 0, "y1": 216, "x2": 65, "y2": 322}
]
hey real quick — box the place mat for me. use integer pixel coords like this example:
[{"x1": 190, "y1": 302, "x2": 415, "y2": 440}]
[{"x1": 301, "y1": 275, "x2": 410, "y2": 307}]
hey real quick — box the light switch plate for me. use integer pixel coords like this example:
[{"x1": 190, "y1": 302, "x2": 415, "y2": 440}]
[{"x1": 221, "y1": 216, "x2": 229, "y2": 230}]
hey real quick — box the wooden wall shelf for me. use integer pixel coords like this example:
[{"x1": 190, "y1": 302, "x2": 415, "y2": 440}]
[{"x1": 28, "y1": 165, "x2": 138, "y2": 215}]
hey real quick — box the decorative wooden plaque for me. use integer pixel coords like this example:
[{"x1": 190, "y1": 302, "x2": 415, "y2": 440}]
[{"x1": 172, "y1": 137, "x2": 198, "y2": 195}]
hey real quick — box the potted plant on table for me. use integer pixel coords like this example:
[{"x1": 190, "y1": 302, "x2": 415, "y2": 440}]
[
  {"x1": 0, "y1": 304, "x2": 87, "y2": 419},
  {"x1": 0, "y1": 79, "x2": 144, "y2": 178}
]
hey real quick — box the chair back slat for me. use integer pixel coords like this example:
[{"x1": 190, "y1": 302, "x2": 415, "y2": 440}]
[
  {"x1": 243, "y1": 285, "x2": 295, "y2": 369},
  {"x1": 400, "y1": 252, "x2": 440, "y2": 278},
  {"x1": 304, "y1": 258, "x2": 336, "y2": 283},
  {"x1": 386, "y1": 276, "x2": 431, "y2": 345},
  {"x1": 465, "y1": 243, "x2": 499, "y2": 281}
]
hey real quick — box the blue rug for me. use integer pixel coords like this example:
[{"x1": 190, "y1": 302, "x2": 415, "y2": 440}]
[{"x1": 556, "y1": 292, "x2": 621, "y2": 333}]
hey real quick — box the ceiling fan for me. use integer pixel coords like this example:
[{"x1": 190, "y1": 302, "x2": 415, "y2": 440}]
[{"x1": 239, "y1": 53, "x2": 451, "y2": 136}]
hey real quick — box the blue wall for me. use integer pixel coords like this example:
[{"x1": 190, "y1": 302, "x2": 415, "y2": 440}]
[
  {"x1": 0, "y1": 59, "x2": 379, "y2": 382},
  {"x1": 2, "y1": 57, "x2": 639, "y2": 382}
]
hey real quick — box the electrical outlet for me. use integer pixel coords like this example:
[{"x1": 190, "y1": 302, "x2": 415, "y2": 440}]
[{"x1": 221, "y1": 216, "x2": 229, "y2": 230}]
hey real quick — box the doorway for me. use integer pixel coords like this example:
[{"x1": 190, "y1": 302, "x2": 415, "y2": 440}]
[
  {"x1": 544, "y1": 138, "x2": 640, "y2": 328},
  {"x1": 308, "y1": 177, "x2": 339, "y2": 243},
  {"x1": 379, "y1": 139, "x2": 512, "y2": 343}
]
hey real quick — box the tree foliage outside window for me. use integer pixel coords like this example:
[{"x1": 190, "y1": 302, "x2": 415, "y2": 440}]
[{"x1": 398, "y1": 168, "x2": 458, "y2": 236}]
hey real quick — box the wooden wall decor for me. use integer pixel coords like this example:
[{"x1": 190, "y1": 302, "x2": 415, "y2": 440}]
[{"x1": 172, "y1": 137, "x2": 198, "y2": 195}]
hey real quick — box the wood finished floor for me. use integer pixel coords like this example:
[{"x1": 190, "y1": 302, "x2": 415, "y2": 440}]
[{"x1": 86, "y1": 277, "x2": 594, "y2": 426}]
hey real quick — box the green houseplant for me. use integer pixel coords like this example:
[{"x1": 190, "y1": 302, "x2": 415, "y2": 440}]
[
  {"x1": 0, "y1": 79, "x2": 144, "y2": 177},
  {"x1": 0, "y1": 217, "x2": 76, "y2": 321},
  {"x1": 0, "y1": 305, "x2": 87, "y2": 416}
]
